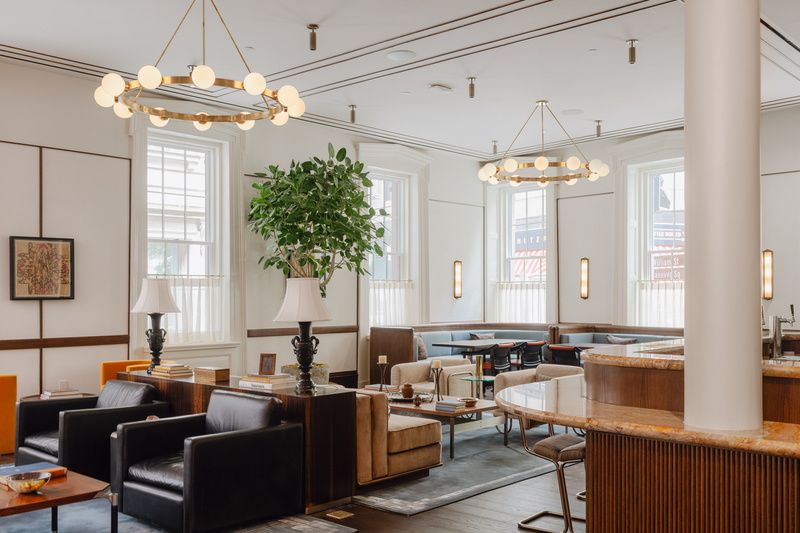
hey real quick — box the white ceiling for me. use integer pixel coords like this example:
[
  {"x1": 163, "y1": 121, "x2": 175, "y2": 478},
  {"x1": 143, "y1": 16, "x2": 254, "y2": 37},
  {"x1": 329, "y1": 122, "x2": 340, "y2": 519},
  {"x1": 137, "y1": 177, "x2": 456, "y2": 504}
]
[{"x1": 2, "y1": 0, "x2": 799, "y2": 158}]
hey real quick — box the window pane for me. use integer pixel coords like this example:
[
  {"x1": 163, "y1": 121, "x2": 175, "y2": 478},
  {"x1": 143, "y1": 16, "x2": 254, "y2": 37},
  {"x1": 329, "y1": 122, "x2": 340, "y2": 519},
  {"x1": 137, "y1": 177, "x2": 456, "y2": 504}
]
[{"x1": 147, "y1": 242, "x2": 165, "y2": 275}]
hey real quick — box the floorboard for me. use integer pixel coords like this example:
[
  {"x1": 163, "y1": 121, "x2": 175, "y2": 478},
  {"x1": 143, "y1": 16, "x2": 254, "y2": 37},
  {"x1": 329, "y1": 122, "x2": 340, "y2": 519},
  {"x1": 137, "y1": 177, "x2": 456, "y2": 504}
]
[{"x1": 315, "y1": 464, "x2": 586, "y2": 532}]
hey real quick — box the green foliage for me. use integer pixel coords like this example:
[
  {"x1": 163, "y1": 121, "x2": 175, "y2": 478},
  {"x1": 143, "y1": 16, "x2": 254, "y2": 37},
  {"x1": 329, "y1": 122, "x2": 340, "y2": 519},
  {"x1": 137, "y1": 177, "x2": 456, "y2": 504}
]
[{"x1": 248, "y1": 143, "x2": 385, "y2": 291}]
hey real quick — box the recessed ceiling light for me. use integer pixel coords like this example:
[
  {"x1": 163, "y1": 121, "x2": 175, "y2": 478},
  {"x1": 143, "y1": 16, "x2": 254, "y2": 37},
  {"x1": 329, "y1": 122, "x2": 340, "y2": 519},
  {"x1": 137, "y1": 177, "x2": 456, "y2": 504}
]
[
  {"x1": 429, "y1": 83, "x2": 453, "y2": 94},
  {"x1": 400, "y1": 90, "x2": 412, "y2": 96},
  {"x1": 244, "y1": 46, "x2": 255, "y2": 51},
  {"x1": 587, "y1": 48, "x2": 598, "y2": 52},
  {"x1": 387, "y1": 49, "x2": 417, "y2": 62},
  {"x1": 561, "y1": 108, "x2": 584, "y2": 116}
]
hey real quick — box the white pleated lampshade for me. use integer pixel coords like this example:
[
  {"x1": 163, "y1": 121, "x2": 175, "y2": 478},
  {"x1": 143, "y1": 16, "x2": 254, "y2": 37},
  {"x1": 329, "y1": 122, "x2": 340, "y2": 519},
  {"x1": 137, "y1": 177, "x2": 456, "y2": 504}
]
[
  {"x1": 131, "y1": 278, "x2": 180, "y2": 314},
  {"x1": 274, "y1": 278, "x2": 332, "y2": 323}
]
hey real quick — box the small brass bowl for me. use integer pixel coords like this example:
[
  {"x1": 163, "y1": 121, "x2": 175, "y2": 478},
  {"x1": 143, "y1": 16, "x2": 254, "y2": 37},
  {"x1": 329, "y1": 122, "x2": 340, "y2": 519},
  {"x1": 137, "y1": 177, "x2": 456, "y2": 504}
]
[
  {"x1": 5, "y1": 472, "x2": 51, "y2": 494},
  {"x1": 459, "y1": 397, "x2": 478, "y2": 408}
]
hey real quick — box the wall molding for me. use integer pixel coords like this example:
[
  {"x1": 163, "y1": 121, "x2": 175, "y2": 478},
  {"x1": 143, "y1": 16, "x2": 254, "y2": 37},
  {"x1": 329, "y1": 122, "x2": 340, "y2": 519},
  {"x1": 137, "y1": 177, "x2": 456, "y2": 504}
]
[
  {"x1": 247, "y1": 325, "x2": 358, "y2": 338},
  {"x1": 0, "y1": 335, "x2": 129, "y2": 351}
]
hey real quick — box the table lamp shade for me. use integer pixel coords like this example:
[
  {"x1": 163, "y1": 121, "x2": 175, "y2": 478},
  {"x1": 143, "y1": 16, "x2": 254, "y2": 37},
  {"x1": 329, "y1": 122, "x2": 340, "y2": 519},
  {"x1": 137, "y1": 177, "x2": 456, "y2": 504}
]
[
  {"x1": 274, "y1": 278, "x2": 332, "y2": 323},
  {"x1": 131, "y1": 278, "x2": 180, "y2": 314}
]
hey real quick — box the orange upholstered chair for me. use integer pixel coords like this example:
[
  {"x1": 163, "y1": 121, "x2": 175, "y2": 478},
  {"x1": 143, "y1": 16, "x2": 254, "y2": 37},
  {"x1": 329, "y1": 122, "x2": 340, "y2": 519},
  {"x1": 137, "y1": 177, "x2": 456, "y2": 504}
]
[
  {"x1": 100, "y1": 359, "x2": 151, "y2": 388},
  {"x1": 0, "y1": 375, "x2": 17, "y2": 454}
]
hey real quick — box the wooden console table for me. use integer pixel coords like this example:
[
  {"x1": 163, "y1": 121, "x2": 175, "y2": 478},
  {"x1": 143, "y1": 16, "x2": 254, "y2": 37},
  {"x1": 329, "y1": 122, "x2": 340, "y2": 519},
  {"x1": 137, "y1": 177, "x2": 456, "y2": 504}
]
[{"x1": 118, "y1": 371, "x2": 355, "y2": 513}]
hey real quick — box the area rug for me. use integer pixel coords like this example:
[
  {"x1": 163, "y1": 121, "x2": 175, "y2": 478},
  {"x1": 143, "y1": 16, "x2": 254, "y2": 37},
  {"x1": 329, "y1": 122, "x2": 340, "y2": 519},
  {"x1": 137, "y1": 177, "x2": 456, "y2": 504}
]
[
  {"x1": 0, "y1": 499, "x2": 357, "y2": 532},
  {"x1": 353, "y1": 422, "x2": 556, "y2": 516}
]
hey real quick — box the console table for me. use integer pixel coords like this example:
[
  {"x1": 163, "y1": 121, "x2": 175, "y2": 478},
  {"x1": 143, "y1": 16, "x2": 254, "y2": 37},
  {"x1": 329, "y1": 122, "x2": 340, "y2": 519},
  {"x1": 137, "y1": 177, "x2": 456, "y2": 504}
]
[{"x1": 118, "y1": 371, "x2": 355, "y2": 513}]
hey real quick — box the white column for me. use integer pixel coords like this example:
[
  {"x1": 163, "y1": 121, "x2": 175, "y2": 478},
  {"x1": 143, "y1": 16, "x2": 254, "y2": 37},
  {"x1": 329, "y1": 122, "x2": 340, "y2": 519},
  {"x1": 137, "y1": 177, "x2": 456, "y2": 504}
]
[{"x1": 684, "y1": 0, "x2": 762, "y2": 430}]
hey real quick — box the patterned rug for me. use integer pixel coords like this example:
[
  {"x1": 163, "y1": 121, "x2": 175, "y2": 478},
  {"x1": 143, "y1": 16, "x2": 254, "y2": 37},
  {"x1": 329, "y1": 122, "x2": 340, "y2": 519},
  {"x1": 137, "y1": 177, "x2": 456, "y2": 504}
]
[
  {"x1": 353, "y1": 422, "x2": 556, "y2": 516},
  {"x1": 0, "y1": 499, "x2": 357, "y2": 532}
]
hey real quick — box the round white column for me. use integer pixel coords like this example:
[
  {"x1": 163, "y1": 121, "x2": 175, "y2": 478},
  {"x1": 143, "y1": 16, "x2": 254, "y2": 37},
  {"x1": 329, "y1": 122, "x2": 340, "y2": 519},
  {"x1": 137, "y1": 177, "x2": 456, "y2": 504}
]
[{"x1": 684, "y1": 0, "x2": 762, "y2": 430}]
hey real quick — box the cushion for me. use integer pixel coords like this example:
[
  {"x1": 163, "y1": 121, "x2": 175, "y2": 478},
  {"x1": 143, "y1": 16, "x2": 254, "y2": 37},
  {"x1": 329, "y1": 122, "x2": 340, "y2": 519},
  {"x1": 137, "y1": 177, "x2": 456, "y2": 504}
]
[
  {"x1": 387, "y1": 443, "x2": 441, "y2": 476},
  {"x1": 607, "y1": 335, "x2": 637, "y2": 345},
  {"x1": 206, "y1": 390, "x2": 283, "y2": 434},
  {"x1": 96, "y1": 380, "x2": 156, "y2": 409},
  {"x1": 128, "y1": 451, "x2": 184, "y2": 492},
  {"x1": 387, "y1": 415, "x2": 441, "y2": 453},
  {"x1": 532, "y1": 434, "x2": 586, "y2": 462},
  {"x1": 415, "y1": 334, "x2": 428, "y2": 360},
  {"x1": 23, "y1": 430, "x2": 59, "y2": 456},
  {"x1": 469, "y1": 333, "x2": 495, "y2": 340}
]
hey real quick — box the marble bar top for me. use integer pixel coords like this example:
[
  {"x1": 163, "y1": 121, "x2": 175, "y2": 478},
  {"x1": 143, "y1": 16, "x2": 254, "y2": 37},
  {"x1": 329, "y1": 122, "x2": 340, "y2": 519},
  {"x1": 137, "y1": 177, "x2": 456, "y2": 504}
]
[
  {"x1": 496, "y1": 375, "x2": 800, "y2": 458},
  {"x1": 580, "y1": 339, "x2": 800, "y2": 377}
]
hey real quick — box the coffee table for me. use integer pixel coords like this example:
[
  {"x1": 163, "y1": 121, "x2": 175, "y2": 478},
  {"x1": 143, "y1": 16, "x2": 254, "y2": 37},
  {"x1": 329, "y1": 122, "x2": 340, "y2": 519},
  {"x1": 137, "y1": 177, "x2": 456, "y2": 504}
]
[
  {"x1": 0, "y1": 464, "x2": 117, "y2": 532},
  {"x1": 389, "y1": 396, "x2": 499, "y2": 459},
  {"x1": 460, "y1": 375, "x2": 495, "y2": 399}
]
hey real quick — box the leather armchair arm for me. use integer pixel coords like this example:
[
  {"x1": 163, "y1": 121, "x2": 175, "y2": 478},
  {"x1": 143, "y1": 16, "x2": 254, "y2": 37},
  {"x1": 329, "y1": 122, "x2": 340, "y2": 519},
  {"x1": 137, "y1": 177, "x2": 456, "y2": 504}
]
[
  {"x1": 111, "y1": 413, "x2": 206, "y2": 494},
  {"x1": 183, "y1": 422, "x2": 304, "y2": 531},
  {"x1": 15, "y1": 396, "x2": 98, "y2": 450},
  {"x1": 390, "y1": 361, "x2": 431, "y2": 386},
  {"x1": 60, "y1": 401, "x2": 169, "y2": 481}
]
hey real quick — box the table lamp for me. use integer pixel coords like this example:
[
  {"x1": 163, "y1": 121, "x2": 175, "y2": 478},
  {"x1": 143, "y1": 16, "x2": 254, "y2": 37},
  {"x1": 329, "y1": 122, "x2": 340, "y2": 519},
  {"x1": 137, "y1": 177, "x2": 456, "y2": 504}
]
[
  {"x1": 131, "y1": 278, "x2": 181, "y2": 374},
  {"x1": 274, "y1": 277, "x2": 332, "y2": 393}
]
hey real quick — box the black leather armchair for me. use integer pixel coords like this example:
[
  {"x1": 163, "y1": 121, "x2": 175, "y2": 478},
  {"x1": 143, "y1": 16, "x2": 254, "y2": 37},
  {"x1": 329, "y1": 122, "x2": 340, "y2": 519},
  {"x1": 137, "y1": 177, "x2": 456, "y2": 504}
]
[
  {"x1": 15, "y1": 380, "x2": 167, "y2": 481},
  {"x1": 111, "y1": 389, "x2": 303, "y2": 533}
]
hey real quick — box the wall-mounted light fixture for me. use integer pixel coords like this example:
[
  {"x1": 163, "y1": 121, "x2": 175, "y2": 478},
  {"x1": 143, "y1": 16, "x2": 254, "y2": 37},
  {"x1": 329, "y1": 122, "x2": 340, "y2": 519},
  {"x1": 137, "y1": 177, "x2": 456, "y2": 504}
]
[
  {"x1": 580, "y1": 257, "x2": 589, "y2": 299},
  {"x1": 453, "y1": 260, "x2": 463, "y2": 299},
  {"x1": 307, "y1": 24, "x2": 319, "y2": 51},
  {"x1": 762, "y1": 249, "x2": 774, "y2": 300}
]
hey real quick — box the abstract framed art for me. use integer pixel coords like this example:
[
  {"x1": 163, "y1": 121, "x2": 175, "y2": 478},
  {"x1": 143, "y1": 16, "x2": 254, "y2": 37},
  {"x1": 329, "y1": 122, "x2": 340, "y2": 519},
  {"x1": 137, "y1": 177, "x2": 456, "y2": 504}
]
[{"x1": 10, "y1": 236, "x2": 74, "y2": 300}]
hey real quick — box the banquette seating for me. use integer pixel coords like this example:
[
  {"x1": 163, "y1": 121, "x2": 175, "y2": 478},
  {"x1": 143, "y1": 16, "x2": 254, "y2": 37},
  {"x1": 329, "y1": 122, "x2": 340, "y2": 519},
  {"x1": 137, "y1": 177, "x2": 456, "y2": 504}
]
[{"x1": 15, "y1": 380, "x2": 168, "y2": 481}]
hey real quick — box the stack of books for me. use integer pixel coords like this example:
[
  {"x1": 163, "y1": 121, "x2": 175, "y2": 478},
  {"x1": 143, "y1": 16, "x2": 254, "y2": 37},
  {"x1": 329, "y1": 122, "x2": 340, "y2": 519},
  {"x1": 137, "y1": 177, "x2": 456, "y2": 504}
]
[
  {"x1": 435, "y1": 399, "x2": 466, "y2": 413},
  {"x1": 152, "y1": 363, "x2": 193, "y2": 378},
  {"x1": 194, "y1": 366, "x2": 230, "y2": 384},
  {"x1": 40, "y1": 389, "x2": 82, "y2": 400},
  {"x1": 238, "y1": 373, "x2": 295, "y2": 391}
]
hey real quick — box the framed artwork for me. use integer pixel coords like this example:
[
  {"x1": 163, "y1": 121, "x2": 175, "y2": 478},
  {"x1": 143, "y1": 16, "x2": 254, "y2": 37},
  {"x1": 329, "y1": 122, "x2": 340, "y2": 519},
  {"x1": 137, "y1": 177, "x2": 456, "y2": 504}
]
[
  {"x1": 10, "y1": 236, "x2": 74, "y2": 300},
  {"x1": 259, "y1": 353, "x2": 277, "y2": 375}
]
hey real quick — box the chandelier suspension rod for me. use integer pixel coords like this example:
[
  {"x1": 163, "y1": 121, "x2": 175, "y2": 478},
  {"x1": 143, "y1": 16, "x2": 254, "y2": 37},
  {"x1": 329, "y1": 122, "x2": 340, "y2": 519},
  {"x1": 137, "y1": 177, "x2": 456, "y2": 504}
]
[
  {"x1": 500, "y1": 102, "x2": 541, "y2": 161},
  {"x1": 201, "y1": 0, "x2": 207, "y2": 65},
  {"x1": 154, "y1": 0, "x2": 197, "y2": 68},
  {"x1": 545, "y1": 104, "x2": 590, "y2": 162},
  {"x1": 540, "y1": 102, "x2": 545, "y2": 156},
  {"x1": 209, "y1": 0, "x2": 271, "y2": 108}
]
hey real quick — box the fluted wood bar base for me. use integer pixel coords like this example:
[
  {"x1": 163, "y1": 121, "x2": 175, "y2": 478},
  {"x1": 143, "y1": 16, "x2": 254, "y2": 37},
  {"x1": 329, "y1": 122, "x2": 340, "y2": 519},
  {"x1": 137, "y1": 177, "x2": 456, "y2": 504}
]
[{"x1": 587, "y1": 431, "x2": 800, "y2": 532}]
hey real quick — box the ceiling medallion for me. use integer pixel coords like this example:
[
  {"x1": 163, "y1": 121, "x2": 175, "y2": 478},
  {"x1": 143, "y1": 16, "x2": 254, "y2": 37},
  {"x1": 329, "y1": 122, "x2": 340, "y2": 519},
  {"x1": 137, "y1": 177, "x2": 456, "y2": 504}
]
[
  {"x1": 92, "y1": 0, "x2": 305, "y2": 131},
  {"x1": 478, "y1": 100, "x2": 609, "y2": 188}
]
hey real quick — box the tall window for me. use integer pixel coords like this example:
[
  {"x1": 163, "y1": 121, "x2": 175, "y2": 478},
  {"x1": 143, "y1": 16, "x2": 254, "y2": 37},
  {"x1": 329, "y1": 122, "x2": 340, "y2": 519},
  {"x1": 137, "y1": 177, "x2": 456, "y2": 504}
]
[
  {"x1": 147, "y1": 133, "x2": 229, "y2": 344},
  {"x1": 368, "y1": 171, "x2": 413, "y2": 326},
  {"x1": 629, "y1": 159, "x2": 685, "y2": 326},
  {"x1": 497, "y1": 187, "x2": 547, "y2": 322}
]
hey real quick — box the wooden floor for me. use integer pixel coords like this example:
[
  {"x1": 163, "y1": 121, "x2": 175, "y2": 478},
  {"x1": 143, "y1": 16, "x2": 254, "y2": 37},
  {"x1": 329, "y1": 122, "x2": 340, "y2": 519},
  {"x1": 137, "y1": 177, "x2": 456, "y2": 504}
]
[{"x1": 314, "y1": 464, "x2": 586, "y2": 533}]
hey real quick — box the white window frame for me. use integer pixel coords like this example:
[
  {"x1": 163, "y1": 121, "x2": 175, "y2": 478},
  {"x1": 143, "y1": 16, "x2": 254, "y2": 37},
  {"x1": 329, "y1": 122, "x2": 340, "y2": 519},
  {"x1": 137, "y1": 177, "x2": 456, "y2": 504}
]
[
  {"x1": 500, "y1": 185, "x2": 548, "y2": 284},
  {"x1": 367, "y1": 169, "x2": 410, "y2": 282}
]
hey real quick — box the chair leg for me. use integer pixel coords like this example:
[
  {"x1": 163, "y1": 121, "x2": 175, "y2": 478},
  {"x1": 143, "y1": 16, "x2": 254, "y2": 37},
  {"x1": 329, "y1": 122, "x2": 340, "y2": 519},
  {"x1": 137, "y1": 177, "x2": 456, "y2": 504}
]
[{"x1": 518, "y1": 463, "x2": 586, "y2": 533}]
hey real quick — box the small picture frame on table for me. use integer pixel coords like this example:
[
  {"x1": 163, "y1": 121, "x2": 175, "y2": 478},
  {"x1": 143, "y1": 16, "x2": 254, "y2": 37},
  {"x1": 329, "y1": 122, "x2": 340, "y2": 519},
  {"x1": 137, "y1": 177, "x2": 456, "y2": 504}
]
[
  {"x1": 259, "y1": 353, "x2": 277, "y2": 375},
  {"x1": 10, "y1": 236, "x2": 75, "y2": 300}
]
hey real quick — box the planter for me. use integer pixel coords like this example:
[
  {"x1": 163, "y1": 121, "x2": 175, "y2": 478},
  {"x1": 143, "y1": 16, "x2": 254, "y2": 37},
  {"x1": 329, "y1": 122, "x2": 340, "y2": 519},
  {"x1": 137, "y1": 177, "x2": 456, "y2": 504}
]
[{"x1": 281, "y1": 362, "x2": 330, "y2": 385}]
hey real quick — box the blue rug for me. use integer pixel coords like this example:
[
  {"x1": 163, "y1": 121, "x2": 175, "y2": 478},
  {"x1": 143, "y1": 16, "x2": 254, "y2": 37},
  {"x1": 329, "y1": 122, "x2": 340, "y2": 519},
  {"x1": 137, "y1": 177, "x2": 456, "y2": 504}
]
[{"x1": 0, "y1": 499, "x2": 356, "y2": 532}]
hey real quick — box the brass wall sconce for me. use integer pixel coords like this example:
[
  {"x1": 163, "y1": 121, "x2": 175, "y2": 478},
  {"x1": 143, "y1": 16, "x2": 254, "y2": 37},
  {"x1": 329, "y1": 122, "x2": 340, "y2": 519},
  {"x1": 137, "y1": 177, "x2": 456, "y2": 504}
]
[
  {"x1": 580, "y1": 257, "x2": 589, "y2": 299},
  {"x1": 762, "y1": 249, "x2": 774, "y2": 300},
  {"x1": 453, "y1": 260, "x2": 463, "y2": 299}
]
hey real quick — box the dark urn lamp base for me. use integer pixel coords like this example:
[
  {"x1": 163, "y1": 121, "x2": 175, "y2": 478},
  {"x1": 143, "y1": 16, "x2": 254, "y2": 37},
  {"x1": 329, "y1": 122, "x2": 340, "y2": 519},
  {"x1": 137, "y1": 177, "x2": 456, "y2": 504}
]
[
  {"x1": 292, "y1": 321, "x2": 319, "y2": 394},
  {"x1": 145, "y1": 312, "x2": 167, "y2": 375}
]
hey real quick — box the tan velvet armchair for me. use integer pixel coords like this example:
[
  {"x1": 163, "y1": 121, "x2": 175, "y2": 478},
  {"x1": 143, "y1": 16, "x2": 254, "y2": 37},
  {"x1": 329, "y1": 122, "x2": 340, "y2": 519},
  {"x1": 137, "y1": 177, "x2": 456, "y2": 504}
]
[
  {"x1": 355, "y1": 389, "x2": 442, "y2": 486},
  {"x1": 390, "y1": 358, "x2": 474, "y2": 398}
]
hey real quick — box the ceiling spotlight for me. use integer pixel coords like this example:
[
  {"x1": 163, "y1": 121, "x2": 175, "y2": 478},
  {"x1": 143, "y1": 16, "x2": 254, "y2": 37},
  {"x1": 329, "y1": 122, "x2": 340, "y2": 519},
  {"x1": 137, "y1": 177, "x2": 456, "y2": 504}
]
[
  {"x1": 307, "y1": 24, "x2": 319, "y2": 51},
  {"x1": 386, "y1": 50, "x2": 417, "y2": 62},
  {"x1": 468, "y1": 77, "x2": 476, "y2": 99},
  {"x1": 349, "y1": 104, "x2": 356, "y2": 124},
  {"x1": 492, "y1": 140, "x2": 498, "y2": 155},
  {"x1": 429, "y1": 83, "x2": 453, "y2": 94},
  {"x1": 627, "y1": 39, "x2": 638, "y2": 64},
  {"x1": 595, "y1": 120, "x2": 602, "y2": 137}
]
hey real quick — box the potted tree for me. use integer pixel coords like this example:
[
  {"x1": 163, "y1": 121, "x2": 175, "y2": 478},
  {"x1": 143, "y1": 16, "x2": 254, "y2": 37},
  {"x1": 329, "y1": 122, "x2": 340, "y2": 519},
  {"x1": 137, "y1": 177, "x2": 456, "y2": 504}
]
[{"x1": 249, "y1": 143, "x2": 384, "y2": 391}]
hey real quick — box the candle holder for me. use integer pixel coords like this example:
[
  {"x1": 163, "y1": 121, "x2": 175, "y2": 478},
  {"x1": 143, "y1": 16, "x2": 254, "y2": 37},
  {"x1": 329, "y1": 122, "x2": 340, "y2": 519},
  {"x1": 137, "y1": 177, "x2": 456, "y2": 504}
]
[
  {"x1": 377, "y1": 362, "x2": 388, "y2": 391},
  {"x1": 432, "y1": 367, "x2": 443, "y2": 401}
]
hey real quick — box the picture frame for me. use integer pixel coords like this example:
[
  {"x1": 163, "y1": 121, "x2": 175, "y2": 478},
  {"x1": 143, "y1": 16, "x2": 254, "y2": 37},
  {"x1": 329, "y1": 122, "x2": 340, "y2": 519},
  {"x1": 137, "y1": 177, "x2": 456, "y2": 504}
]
[
  {"x1": 10, "y1": 236, "x2": 75, "y2": 300},
  {"x1": 258, "y1": 353, "x2": 277, "y2": 375}
]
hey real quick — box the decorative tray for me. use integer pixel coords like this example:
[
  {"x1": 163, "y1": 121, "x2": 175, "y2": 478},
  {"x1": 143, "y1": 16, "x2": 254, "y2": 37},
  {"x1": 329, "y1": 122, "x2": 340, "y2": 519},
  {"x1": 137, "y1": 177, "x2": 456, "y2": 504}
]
[{"x1": 387, "y1": 392, "x2": 434, "y2": 403}]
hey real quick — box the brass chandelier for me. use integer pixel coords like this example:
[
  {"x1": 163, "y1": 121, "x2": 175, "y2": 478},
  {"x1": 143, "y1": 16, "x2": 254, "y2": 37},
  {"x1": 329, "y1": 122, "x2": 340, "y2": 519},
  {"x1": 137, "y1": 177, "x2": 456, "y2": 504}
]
[
  {"x1": 92, "y1": 0, "x2": 306, "y2": 131},
  {"x1": 478, "y1": 100, "x2": 609, "y2": 187}
]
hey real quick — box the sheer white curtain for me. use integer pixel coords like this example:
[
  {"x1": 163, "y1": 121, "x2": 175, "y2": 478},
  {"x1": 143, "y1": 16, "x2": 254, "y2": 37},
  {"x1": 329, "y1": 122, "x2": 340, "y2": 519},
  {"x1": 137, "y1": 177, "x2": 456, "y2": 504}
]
[
  {"x1": 633, "y1": 280, "x2": 684, "y2": 327},
  {"x1": 369, "y1": 280, "x2": 415, "y2": 326},
  {"x1": 162, "y1": 275, "x2": 229, "y2": 344},
  {"x1": 496, "y1": 281, "x2": 546, "y2": 323}
]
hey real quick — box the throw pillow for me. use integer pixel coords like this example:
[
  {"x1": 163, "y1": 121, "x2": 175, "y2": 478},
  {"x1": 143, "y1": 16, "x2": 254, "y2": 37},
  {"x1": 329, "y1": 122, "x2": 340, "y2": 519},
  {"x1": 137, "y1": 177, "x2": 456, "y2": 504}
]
[
  {"x1": 607, "y1": 334, "x2": 636, "y2": 345},
  {"x1": 415, "y1": 334, "x2": 429, "y2": 360},
  {"x1": 469, "y1": 332, "x2": 495, "y2": 340}
]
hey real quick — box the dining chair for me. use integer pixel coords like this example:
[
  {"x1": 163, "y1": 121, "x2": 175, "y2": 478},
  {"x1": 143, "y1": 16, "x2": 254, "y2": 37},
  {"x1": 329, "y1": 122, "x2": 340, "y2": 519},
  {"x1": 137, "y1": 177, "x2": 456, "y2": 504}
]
[{"x1": 520, "y1": 341, "x2": 546, "y2": 369}]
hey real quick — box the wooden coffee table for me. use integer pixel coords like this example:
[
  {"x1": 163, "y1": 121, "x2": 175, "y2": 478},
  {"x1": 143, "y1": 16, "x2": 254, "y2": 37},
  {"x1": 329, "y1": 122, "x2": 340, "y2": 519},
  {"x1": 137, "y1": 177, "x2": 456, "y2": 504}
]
[
  {"x1": 389, "y1": 396, "x2": 500, "y2": 459},
  {"x1": 0, "y1": 466, "x2": 117, "y2": 532}
]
